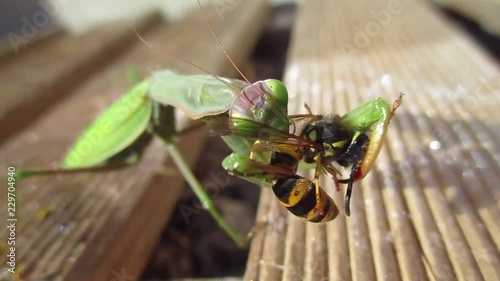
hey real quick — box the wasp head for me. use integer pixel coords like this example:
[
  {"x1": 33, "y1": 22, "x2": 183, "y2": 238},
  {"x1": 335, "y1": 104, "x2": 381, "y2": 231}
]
[{"x1": 301, "y1": 117, "x2": 352, "y2": 163}]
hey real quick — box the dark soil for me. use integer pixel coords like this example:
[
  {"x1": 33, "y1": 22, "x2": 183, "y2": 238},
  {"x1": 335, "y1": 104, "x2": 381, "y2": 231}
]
[{"x1": 141, "y1": 137, "x2": 260, "y2": 279}]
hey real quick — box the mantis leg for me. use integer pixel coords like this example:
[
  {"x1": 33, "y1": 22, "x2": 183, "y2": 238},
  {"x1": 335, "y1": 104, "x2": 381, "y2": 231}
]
[
  {"x1": 16, "y1": 161, "x2": 137, "y2": 180},
  {"x1": 15, "y1": 132, "x2": 152, "y2": 180},
  {"x1": 152, "y1": 105, "x2": 247, "y2": 247},
  {"x1": 159, "y1": 136, "x2": 246, "y2": 247}
]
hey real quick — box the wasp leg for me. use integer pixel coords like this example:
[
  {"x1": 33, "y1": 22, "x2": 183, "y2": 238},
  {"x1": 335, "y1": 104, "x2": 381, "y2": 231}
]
[
  {"x1": 314, "y1": 155, "x2": 325, "y2": 216},
  {"x1": 339, "y1": 162, "x2": 361, "y2": 216},
  {"x1": 323, "y1": 164, "x2": 342, "y2": 192}
]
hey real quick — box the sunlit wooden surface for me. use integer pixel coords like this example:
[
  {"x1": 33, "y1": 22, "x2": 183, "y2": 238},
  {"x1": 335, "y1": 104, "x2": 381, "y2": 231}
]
[{"x1": 244, "y1": 0, "x2": 499, "y2": 280}]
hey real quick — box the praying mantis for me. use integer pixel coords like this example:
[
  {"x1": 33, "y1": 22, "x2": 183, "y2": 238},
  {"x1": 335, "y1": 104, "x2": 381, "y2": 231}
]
[{"x1": 15, "y1": 0, "x2": 402, "y2": 247}]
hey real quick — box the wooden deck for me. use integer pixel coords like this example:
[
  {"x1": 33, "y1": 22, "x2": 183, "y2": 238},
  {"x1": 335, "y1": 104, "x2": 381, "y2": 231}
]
[
  {"x1": 244, "y1": 1, "x2": 500, "y2": 281},
  {"x1": 0, "y1": 1, "x2": 269, "y2": 280},
  {"x1": 1, "y1": 0, "x2": 499, "y2": 280}
]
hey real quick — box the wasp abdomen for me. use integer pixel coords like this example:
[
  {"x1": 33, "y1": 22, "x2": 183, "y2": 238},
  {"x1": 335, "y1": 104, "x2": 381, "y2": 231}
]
[{"x1": 272, "y1": 175, "x2": 339, "y2": 223}]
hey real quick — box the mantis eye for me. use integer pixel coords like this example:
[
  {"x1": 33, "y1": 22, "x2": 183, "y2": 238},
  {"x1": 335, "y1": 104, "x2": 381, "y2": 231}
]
[{"x1": 264, "y1": 79, "x2": 288, "y2": 109}]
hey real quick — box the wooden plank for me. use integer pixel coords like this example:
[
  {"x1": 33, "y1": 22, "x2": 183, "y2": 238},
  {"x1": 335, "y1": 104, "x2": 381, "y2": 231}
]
[
  {"x1": 0, "y1": 1, "x2": 269, "y2": 280},
  {"x1": 244, "y1": 0, "x2": 500, "y2": 280},
  {"x1": 0, "y1": 27, "x2": 63, "y2": 60},
  {"x1": 0, "y1": 14, "x2": 161, "y2": 145}
]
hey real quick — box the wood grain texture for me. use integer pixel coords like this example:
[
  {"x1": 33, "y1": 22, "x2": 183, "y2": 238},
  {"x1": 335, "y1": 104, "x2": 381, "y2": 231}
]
[
  {"x1": 0, "y1": 27, "x2": 63, "y2": 61},
  {"x1": 0, "y1": 1, "x2": 269, "y2": 280},
  {"x1": 0, "y1": 14, "x2": 163, "y2": 145},
  {"x1": 244, "y1": 1, "x2": 499, "y2": 280}
]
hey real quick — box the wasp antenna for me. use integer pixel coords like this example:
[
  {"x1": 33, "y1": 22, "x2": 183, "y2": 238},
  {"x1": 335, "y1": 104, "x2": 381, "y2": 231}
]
[
  {"x1": 132, "y1": 27, "x2": 242, "y2": 94},
  {"x1": 197, "y1": 0, "x2": 253, "y2": 86}
]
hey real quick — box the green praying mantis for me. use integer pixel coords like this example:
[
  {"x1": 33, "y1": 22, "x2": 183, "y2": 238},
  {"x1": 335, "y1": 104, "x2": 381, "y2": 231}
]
[{"x1": 15, "y1": 0, "x2": 402, "y2": 247}]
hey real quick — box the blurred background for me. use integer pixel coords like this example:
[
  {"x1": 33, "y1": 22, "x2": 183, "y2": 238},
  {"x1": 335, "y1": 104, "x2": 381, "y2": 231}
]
[
  {"x1": 1, "y1": 0, "x2": 498, "y2": 59},
  {"x1": 0, "y1": 0, "x2": 297, "y2": 36}
]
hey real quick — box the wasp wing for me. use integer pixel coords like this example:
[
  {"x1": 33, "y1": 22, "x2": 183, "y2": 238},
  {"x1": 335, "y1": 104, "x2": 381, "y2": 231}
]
[{"x1": 204, "y1": 115, "x2": 319, "y2": 149}]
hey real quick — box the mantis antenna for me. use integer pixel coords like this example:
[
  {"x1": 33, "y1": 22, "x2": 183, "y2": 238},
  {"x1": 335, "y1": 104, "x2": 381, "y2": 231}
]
[
  {"x1": 133, "y1": 28, "x2": 242, "y2": 95},
  {"x1": 196, "y1": 0, "x2": 252, "y2": 86}
]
